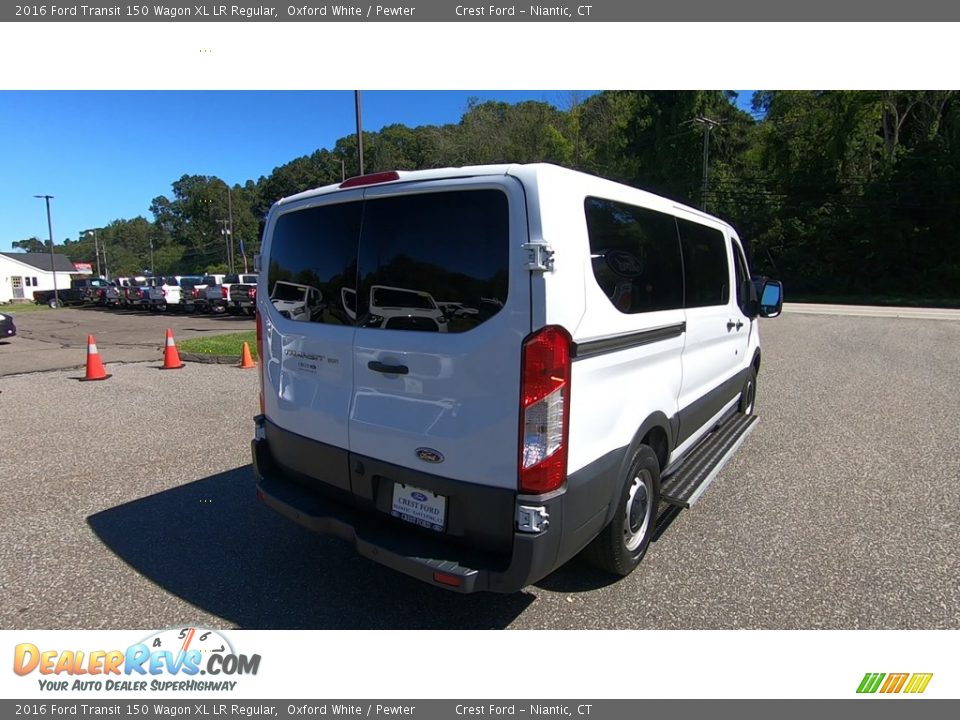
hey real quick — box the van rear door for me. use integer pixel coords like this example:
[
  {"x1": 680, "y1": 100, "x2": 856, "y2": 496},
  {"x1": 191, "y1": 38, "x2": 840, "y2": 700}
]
[
  {"x1": 260, "y1": 189, "x2": 365, "y2": 492},
  {"x1": 349, "y1": 178, "x2": 530, "y2": 492}
]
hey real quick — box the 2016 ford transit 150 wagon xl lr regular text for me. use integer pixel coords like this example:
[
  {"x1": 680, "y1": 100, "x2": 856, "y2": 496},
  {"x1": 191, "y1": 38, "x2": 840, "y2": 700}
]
[{"x1": 250, "y1": 164, "x2": 784, "y2": 593}]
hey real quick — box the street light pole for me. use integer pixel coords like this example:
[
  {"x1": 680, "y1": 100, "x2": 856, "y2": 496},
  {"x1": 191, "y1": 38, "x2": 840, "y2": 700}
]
[
  {"x1": 80, "y1": 228, "x2": 100, "y2": 278},
  {"x1": 355, "y1": 90, "x2": 365, "y2": 176},
  {"x1": 34, "y1": 194, "x2": 59, "y2": 307}
]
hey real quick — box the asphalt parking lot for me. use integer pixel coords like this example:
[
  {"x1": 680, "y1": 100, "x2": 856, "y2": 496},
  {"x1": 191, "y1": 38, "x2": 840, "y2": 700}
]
[
  {"x1": 0, "y1": 305, "x2": 254, "y2": 376},
  {"x1": 0, "y1": 310, "x2": 958, "y2": 629}
]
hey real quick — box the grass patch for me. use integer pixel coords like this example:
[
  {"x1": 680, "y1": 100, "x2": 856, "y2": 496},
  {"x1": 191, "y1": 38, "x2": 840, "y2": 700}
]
[{"x1": 179, "y1": 331, "x2": 258, "y2": 359}]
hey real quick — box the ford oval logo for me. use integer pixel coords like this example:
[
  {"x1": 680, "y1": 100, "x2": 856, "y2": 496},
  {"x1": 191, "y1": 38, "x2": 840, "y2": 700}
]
[
  {"x1": 604, "y1": 249, "x2": 644, "y2": 278},
  {"x1": 415, "y1": 448, "x2": 444, "y2": 464},
  {"x1": 411, "y1": 491, "x2": 428, "y2": 502}
]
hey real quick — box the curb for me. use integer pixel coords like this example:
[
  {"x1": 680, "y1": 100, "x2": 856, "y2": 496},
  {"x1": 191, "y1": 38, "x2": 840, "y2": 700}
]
[{"x1": 179, "y1": 352, "x2": 246, "y2": 365}]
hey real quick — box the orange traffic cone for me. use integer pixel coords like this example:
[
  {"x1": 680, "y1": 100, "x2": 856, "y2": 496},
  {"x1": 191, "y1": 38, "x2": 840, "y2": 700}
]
[
  {"x1": 239, "y1": 341, "x2": 256, "y2": 369},
  {"x1": 160, "y1": 328, "x2": 185, "y2": 370},
  {"x1": 80, "y1": 335, "x2": 111, "y2": 381}
]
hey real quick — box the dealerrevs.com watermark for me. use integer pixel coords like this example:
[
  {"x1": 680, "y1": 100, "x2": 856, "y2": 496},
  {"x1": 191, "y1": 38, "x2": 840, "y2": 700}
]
[{"x1": 13, "y1": 628, "x2": 261, "y2": 693}]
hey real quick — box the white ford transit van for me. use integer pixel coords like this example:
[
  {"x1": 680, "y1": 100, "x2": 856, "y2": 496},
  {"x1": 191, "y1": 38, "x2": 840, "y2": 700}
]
[{"x1": 251, "y1": 164, "x2": 783, "y2": 593}]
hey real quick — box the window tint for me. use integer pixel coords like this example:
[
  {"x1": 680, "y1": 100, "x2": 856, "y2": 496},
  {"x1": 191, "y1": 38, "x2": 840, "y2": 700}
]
[
  {"x1": 266, "y1": 201, "x2": 363, "y2": 325},
  {"x1": 356, "y1": 189, "x2": 509, "y2": 333},
  {"x1": 677, "y1": 219, "x2": 729, "y2": 308},
  {"x1": 584, "y1": 197, "x2": 683, "y2": 314}
]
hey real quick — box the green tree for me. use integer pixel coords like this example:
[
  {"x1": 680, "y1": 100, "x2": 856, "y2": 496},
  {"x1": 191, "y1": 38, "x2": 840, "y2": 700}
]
[{"x1": 12, "y1": 237, "x2": 47, "y2": 253}]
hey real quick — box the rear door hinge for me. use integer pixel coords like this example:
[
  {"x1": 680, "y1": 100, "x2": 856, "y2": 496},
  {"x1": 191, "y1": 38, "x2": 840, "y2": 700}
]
[{"x1": 522, "y1": 242, "x2": 554, "y2": 272}]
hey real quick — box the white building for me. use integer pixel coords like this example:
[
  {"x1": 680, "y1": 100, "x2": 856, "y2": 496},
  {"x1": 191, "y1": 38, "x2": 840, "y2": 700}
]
[{"x1": 0, "y1": 252, "x2": 76, "y2": 304}]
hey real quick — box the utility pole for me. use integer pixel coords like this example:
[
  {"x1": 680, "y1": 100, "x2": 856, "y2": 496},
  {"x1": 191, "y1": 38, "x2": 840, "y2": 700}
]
[
  {"x1": 220, "y1": 220, "x2": 231, "y2": 270},
  {"x1": 149, "y1": 237, "x2": 155, "y2": 276},
  {"x1": 226, "y1": 183, "x2": 235, "y2": 274},
  {"x1": 34, "y1": 194, "x2": 59, "y2": 307},
  {"x1": 693, "y1": 116, "x2": 721, "y2": 211},
  {"x1": 355, "y1": 90, "x2": 364, "y2": 176}
]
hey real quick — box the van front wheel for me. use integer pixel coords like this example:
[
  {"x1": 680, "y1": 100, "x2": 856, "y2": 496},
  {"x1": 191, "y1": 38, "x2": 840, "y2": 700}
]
[
  {"x1": 739, "y1": 368, "x2": 757, "y2": 415},
  {"x1": 585, "y1": 445, "x2": 660, "y2": 576}
]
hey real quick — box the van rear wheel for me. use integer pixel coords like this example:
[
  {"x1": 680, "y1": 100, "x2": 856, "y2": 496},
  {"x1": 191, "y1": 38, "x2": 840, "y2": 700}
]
[{"x1": 585, "y1": 445, "x2": 660, "y2": 576}]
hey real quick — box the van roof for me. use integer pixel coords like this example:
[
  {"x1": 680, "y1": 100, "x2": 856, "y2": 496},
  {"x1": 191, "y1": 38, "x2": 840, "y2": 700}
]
[
  {"x1": 274, "y1": 163, "x2": 734, "y2": 233},
  {"x1": 276, "y1": 164, "x2": 515, "y2": 206}
]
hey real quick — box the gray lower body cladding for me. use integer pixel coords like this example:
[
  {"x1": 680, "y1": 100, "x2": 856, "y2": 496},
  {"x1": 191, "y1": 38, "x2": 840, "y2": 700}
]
[{"x1": 251, "y1": 417, "x2": 622, "y2": 593}]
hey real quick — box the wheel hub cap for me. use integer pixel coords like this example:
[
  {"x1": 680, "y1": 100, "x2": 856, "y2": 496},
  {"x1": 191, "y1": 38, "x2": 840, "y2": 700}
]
[{"x1": 624, "y1": 473, "x2": 651, "y2": 551}]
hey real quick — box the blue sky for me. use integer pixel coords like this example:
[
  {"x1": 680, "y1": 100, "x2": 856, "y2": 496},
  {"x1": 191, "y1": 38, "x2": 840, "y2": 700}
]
[{"x1": 0, "y1": 90, "x2": 755, "y2": 252}]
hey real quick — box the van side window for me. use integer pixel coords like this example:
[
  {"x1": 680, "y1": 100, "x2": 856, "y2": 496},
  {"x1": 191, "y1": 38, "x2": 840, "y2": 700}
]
[
  {"x1": 676, "y1": 218, "x2": 729, "y2": 308},
  {"x1": 584, "y1": 197, "x2": 683, "y2": 315},
  {"x1": 267, "y1": 201, "x2": 363, "y2": 325}
]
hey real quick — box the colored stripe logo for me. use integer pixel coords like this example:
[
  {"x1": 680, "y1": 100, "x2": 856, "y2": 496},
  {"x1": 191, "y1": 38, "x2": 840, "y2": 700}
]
[{"x1": 857, "y1": 673, "x2": 933, "y2": 694}]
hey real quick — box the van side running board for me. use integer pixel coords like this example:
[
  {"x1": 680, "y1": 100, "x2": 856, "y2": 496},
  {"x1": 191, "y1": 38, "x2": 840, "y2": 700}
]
[{"x1": 659, "y1": 413, "x2": 758, "y2": 508}]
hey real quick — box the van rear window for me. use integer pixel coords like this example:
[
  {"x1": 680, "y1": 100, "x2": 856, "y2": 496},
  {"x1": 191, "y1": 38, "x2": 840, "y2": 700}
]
[
  {"x1": 267, "y1": 201, "x2": 363, "y2": 325},
  {"x1": 266, "y1": 189, "x2": 509, "y2": 332},
  {"x1": 356, "y1": 189, "x2": 509, "y2": 333}
]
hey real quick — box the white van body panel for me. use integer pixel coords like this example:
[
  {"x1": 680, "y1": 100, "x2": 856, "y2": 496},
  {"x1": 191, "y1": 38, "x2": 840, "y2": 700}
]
[{"x1": 567, "y1": 333, "x2": 684, "y2": 475}]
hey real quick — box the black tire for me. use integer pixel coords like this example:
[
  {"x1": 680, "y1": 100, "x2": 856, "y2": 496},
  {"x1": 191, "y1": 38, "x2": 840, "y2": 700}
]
[
  {"x1": 585, "y1": 444, "x2": 660, "y2": 576},
  {"x1": 47, "y1": 298, "x2": 61, "y2": 309},
  {"x1": 739, "y1": 367, "x2": 757, "y2": 416}
]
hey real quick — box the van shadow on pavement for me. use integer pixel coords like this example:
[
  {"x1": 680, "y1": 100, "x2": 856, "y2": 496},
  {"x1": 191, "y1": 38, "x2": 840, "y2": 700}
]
[{"x1": 87, "y1": 466, "x2": 533, "y2": 629}]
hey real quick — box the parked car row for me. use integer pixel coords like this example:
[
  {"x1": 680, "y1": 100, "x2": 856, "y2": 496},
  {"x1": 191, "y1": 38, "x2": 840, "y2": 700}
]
[{"x1": 33, "y1": 274, "x2": 259, "y2": 315}]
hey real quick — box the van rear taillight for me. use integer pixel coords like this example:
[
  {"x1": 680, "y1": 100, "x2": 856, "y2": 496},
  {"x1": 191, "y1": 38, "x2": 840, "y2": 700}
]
[
  {"x1": 221, "y1": 287, "x2": 229, "y2": 299},
  {"x1": 339, "y1": 171, "x2": 400, "y2": 189},
  {"x1": 518, "y1": 326, "x2": 572, "y2": 495},
  {"x1": 256, "y1": 312, "x2": 264, "y2": 415}
]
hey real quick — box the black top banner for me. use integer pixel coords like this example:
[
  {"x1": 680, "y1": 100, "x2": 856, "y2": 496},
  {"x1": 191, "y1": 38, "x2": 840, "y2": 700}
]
[{"x1": 4, "y1": 0, "x2": 958, "y2": 21}]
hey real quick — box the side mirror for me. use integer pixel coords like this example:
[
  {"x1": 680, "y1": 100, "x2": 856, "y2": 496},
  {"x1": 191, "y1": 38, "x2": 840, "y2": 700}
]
[{"x1": 758, "y1": 279, "x2": 783, "y2": 318}]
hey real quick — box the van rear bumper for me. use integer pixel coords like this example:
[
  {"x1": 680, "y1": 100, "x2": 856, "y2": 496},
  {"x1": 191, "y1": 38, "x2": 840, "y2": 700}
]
[{"x1": 251, "y1": 421, "x2": 568, "y2": 594}]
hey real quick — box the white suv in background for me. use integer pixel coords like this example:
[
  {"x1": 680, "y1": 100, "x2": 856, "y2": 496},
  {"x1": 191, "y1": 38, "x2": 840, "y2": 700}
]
[
  {"x1": 150, "y1": 275, "x2": 203, "y2": 312},
  {"x1": 251, "y1": 164, "x2": 783, "y2": 593}
]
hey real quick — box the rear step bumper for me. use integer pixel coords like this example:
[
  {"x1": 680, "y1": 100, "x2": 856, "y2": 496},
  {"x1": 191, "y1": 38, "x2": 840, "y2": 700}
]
[
  {"x1": 252, "y1": 437, "x2": 565, "y2": 594},
  {"x1": 660, "y1": 413, "x2": 758, "y2": 508}
]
